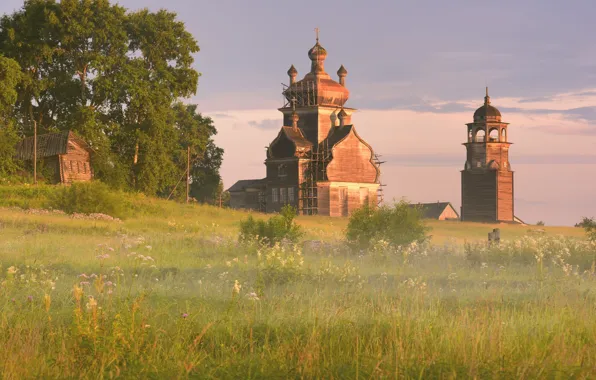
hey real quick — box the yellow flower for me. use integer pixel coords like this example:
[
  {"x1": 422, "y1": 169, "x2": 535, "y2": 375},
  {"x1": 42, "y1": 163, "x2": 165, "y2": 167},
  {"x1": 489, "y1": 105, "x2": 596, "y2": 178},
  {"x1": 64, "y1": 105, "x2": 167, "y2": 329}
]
[
  {"x1": 73, "y1": 285, "x2": 84, "y2": 302},
  {"x1": 233, "y1": 280, "x2": 241, "y2": 295},
  {"x1": 7, "y1": 266, "x2": 18, "y2": 275},
  {"x1": 44, "y1": 293, "x2": 51, "y2": 312},
  {"x1": 86, "y1": 296, "x2": 98, "y2": 311}
]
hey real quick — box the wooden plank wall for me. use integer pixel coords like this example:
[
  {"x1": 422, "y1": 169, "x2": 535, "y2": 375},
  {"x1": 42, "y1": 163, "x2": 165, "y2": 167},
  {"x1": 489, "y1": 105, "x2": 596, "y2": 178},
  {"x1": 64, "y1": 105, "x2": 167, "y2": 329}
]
[
  {"x1": 60, "y1": 141, "x2": 92, "y2": 184},
  {"x1": 461, "y1": 171, "x2": 497, "y2": 222},
  {"x1": 497, "y1": 171, "x2": 514, "y2": 221},
  {"x1": 326, "y1": 132, "x2": 377, "y2": 183}
]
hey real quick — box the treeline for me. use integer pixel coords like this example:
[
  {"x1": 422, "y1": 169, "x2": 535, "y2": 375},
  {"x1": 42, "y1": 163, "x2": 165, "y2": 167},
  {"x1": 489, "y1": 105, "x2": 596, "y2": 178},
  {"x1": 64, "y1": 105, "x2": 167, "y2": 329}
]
[{"x1": 0, "y1": 0, "x2": 223, "y2": 202}]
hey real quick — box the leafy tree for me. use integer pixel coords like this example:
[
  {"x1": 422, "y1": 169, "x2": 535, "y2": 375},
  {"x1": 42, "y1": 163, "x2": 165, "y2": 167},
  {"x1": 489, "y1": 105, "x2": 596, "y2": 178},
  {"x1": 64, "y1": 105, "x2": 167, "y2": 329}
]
[
  {"x1": 0, "y1": 0, "x2": 221, "y2": 196},
  {"x1": 0, "y1": 55, "x2": 21, "y2": 176},
  {"x1": 346, "y1": 201, "x2": 430, "y2": 251},
  {"x1": 576, "y1": 217, "x2": 596, "y2": 242}
]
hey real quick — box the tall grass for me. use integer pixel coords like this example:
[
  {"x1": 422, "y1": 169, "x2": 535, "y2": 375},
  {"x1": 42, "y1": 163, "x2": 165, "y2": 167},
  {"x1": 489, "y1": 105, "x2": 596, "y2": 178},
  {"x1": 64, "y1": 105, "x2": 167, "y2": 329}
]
[{"x1": 0, "y1": 207, "x2": 594, "y2": 378}]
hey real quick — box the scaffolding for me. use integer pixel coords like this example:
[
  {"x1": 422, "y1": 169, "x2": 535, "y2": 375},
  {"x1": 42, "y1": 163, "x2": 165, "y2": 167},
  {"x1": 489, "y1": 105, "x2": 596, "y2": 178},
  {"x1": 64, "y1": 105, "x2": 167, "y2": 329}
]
[
  {"x1": 298, "y1": 139, "x2": 330, "y2": 215},
  {"x1": 373, "y1": 153, "x2": 386, "y2": 206},
  {"x1": 281, "y1": 80, "x2": 319, "y2": 108}
]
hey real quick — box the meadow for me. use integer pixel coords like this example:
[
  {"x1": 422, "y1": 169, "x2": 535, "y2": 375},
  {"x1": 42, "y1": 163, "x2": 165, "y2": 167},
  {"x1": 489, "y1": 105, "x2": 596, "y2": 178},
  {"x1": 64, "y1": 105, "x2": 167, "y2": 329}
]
[{"x1": 0, "y1": 194, "x2": 595, "y2": 379}]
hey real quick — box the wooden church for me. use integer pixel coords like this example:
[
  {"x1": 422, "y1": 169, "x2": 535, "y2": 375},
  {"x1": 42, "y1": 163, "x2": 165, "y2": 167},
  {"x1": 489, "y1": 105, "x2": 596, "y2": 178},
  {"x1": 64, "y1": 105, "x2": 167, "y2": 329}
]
[{"x1": 229, "y1": 34, "x2": 380, "y2": 216}]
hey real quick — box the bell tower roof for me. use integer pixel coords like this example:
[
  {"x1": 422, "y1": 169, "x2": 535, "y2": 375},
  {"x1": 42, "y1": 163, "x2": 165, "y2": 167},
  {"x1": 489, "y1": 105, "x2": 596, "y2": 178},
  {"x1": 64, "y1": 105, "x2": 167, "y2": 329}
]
[{"x1": 473, "y1": 87, "x2": 502, "y2": 122}]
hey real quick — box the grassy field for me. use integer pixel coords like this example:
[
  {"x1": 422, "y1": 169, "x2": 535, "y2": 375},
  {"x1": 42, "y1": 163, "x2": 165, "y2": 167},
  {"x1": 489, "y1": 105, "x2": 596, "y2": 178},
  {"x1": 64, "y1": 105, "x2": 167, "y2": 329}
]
[{"x1": 0, "y1": 198, "x2": 595, "y2": 378}]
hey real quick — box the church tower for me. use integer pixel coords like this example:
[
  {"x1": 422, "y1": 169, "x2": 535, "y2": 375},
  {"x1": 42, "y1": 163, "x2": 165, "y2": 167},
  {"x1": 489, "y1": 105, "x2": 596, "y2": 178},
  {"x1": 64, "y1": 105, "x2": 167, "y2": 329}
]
[{"x1": 461, "y1": 89, "x2": 514, "y2": 222}]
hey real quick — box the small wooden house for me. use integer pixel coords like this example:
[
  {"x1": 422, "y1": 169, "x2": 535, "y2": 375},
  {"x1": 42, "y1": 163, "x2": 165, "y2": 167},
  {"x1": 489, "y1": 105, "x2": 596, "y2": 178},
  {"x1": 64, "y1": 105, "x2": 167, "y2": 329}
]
[
  {"x1": 410, "y1": 202, "x2": 460, "y2": 221},
  {"x1": 15, "y1": 130, "x2": 93, "y2": 184}
]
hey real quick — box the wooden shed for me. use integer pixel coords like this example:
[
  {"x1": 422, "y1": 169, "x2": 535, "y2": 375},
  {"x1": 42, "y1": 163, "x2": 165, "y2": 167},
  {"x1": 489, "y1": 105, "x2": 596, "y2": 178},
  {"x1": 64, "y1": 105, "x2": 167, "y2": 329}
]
[
  {"x1": 410, "y1": 202, "x2": 460, "y2": 221},
  {"x1": 15, "y1": 130, "x2": 93, "y2": 184}
]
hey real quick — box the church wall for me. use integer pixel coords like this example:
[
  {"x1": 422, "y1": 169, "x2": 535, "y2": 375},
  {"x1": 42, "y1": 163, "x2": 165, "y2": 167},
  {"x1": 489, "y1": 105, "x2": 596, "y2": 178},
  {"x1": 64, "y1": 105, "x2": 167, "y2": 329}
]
[
  {"x1": 485, "y1": 143, "x2": 511, "y2": 168},
  {"x1": 497, "y1": 171, "x2": 514, "y2": 222},
  {"x1": 461, "y1": 171, "x2": 497, "y2": 222},
  {"x1": 265, "y1": 158, "x2": 299, "y2": 213},
  {"x1": 326, "y1": 132, "x2": 378, "y2": 183},
  {"x1": 317, "y1": 182, "x2": 379, "y2": 217}
]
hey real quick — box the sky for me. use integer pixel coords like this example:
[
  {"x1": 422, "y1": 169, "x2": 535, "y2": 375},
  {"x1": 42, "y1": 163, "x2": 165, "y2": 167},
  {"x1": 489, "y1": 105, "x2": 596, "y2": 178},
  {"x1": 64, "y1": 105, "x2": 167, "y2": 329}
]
[{"x1": 1, "y1": 0, "x2": 596, "y2": 226}]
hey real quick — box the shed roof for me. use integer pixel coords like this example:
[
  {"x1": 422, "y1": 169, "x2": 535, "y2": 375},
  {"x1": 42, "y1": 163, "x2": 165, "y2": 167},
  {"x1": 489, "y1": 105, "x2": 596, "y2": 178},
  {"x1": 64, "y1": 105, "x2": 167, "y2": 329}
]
[
  {"x1": 15, "y1": 130, "x2": 91, "y2": 161},
  {"x1": 227, "y1": 179, "x2": 265, "y2": 193},
  {"x1": 409, "y1": 202, "x2": 459, "y2": 220}
]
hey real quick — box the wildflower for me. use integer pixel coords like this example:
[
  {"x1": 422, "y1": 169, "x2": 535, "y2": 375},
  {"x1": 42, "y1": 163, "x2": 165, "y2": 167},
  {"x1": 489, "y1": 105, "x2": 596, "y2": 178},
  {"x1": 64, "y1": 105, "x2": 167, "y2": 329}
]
[
  {"x1": 96, "y1": 254, "x2": 110, "y2": 260},
  {"x1": 27, "y1": 295, "x2": 33, "y2": 302},
  {"x1": 246, "y1": 292, "x2": 260, "y2": 301},
  {"x1": 233, "y1": 280, "x2": 242, "y2": 295},
  {"x1": 144, "y1": 324, "x2": 150, "y2": 328},
  {"x1": 86, "y1": 296, "x2": 98, "y2": 311},
  {"x1": 145, "y1": 245, "x2": 152, "y2": 250},
  {"x1": 73, "y1": 285, "x2": 84, "y2": 302},
  {"x1": 232, "y1": 257, "x2": 239, "y2": 263},
  {"x1": 481, "y1": 262, "x2": 488, "y2": 269},
  {"x1": 107, "y1": 247, "x2": 115, "y2": 252},
  {"x1": 226, "y1": 261, "x2": 232, "y2": 267},
  {"x1": 181, "y1": 313, "x2": 189, "y2": 318},
  {"x1": 80, "y1": 281, "x2": 91, "y2": 286},
  {"x1": 7, "y1": 266, "x2": 18, "y2": 275},
  {"x1": 44, "y1": 293, "x2": 51, "y2": 312}
]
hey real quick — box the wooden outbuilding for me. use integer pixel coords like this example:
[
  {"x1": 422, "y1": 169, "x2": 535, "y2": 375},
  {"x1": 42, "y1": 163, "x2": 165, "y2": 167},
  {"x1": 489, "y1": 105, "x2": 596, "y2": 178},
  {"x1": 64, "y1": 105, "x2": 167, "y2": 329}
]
[
  {"x1": 15, "y1": 130, "x2": 93, "y2": 184},
  {"x1": 410, "y1": 202, "x2": 460, "y2": 221}
]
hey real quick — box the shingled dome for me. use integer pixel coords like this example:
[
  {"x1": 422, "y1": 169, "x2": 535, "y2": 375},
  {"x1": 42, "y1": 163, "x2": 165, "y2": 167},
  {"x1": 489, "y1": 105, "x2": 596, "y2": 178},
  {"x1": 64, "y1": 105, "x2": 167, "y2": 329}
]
[
  {"x1": 473, "y1": 104, "x2": 501, "y2": 121},
  {"x1": 473, "y1": 88, "x2": 502, "y2": 122},
  {"x1": 308, "y1": 42, "x2": 327, "y2": 60}
]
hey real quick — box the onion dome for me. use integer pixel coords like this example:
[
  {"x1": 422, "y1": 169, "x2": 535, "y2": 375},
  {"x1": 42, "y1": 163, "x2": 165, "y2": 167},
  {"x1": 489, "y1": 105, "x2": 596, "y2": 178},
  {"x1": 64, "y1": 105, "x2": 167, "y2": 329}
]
[
  {"x1": 282, "y1": 38, "x2": 350, "y2": 107},
  {"x1": 473, "y1": 87, "x2": 502, "y2": 122},
  {"x1": 337, "y1": 65, "x2": 347, "y2": 77},
  {"x1": 287, "y1": 65, "x2": 297, "y2": 76},
  {"x1": 308, "y1": 42, "x2": 328, "y2": 61}
]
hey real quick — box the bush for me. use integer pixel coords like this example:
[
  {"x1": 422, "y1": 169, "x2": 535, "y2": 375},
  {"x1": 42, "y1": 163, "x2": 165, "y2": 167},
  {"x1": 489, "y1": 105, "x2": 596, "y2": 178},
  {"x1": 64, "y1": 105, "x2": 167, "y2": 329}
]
[
  {"x1": 239, "y1": 205, "x2": 303, "y2": 246},
  {"x1": 346, "y1": 201, "x2": 430, "y2": 251},
  {"x1": 577, "y1": 217, "x2": 596, "y2": 242},
  {"x1": 48, "y1": 182, "x2": 128, "y2": 219}
]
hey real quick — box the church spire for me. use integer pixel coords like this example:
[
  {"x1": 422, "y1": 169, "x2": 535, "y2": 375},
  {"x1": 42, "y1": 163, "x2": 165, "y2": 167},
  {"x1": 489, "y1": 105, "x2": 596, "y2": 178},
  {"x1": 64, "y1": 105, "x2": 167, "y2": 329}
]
[{"x1": 484, "y1": 86, "x2": 491, "y2": 105}]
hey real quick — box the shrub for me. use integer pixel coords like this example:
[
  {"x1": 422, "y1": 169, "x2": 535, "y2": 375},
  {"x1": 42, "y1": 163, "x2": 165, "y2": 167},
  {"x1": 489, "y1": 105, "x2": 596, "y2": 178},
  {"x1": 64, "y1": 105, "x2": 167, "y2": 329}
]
[
  {"x1": 575, "y1": 217, "x2": 596, "y2": 242},
  {"x1": 48, "y1": 181, "x2": 128, "y2": 219},
  {"x1": 346, "y1": 201, "x2": 430, "y2": 251},
  {"x1": 239, "y1": 205, "x2": 303, "y2": 246}
]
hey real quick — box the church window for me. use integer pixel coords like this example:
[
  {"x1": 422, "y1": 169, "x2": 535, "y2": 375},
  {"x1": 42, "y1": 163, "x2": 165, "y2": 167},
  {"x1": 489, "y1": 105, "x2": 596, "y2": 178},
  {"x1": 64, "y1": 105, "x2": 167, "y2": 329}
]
[
  {"x1": 278, "y1": 164, "x2": 287, "y2": 179},
  {"x1": 280, "y1": 188, "x2": 288, "y2": 203},
  {"x1": 476, "y1": 161, "x2": 482, "y2": 168},
  {"x1": 359, "y1": 187, "x2": 369, "y2": 205},
  {"x1": 272, "y1": 188, "x2": 279, "y2": 203},
  {"x1": 288, "y1": 187, "x2": 295, "y2": 202}
]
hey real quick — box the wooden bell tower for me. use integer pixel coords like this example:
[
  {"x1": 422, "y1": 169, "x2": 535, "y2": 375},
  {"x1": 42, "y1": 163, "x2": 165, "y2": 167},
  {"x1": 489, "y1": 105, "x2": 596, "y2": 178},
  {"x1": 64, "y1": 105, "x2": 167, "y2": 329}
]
[{"x1": 461, "y1": 88, "x2": 514, "y2": 222}]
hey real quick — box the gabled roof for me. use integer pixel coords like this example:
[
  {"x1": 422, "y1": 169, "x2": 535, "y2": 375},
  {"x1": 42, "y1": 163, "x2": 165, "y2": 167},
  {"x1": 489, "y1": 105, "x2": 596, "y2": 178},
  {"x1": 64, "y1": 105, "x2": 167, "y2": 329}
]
[
  {"x1": 409, "y1": 202, "x2": 460, "y2": 220},
  {"x1": 281, "y1": 126, "x2": 312, "y2": 150},
  {"x1": 227, "y1": 179, "x2": 265, "y2": 193},
  {"x1": 15, "y1": 130, "x2": 91, "y2": 160}
]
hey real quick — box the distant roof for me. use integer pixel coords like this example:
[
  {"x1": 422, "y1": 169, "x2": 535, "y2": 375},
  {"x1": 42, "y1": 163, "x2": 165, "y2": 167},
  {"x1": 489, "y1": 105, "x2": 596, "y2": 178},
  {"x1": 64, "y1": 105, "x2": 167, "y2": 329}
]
[
  {"x1": 15, "y1": 130, "x2": 91, "y2": 160},
  {"x1": 227, "y1": 179, "x2": 265, "y2": 193},
  {"x1": 409, "y1": 202, "x2": 460, "y2": 219}
]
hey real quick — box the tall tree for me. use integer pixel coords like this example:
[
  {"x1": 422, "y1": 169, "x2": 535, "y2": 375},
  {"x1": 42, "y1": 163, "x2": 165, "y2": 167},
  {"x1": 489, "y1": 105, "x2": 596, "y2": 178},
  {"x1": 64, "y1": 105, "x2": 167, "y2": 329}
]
[
  {"x1": 0, "y1": 55, "x2": 21, "y2": 176},
  {"x1": 0, "y1": 0, "x2": 218, "y2": 196}
]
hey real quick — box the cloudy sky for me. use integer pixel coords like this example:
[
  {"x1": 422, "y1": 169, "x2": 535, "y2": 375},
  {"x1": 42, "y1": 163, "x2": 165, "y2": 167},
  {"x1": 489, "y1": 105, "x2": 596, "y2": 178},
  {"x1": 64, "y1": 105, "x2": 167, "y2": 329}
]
[{"x1": 2, "y1": 0, "x2": 595, "y2": 225}]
